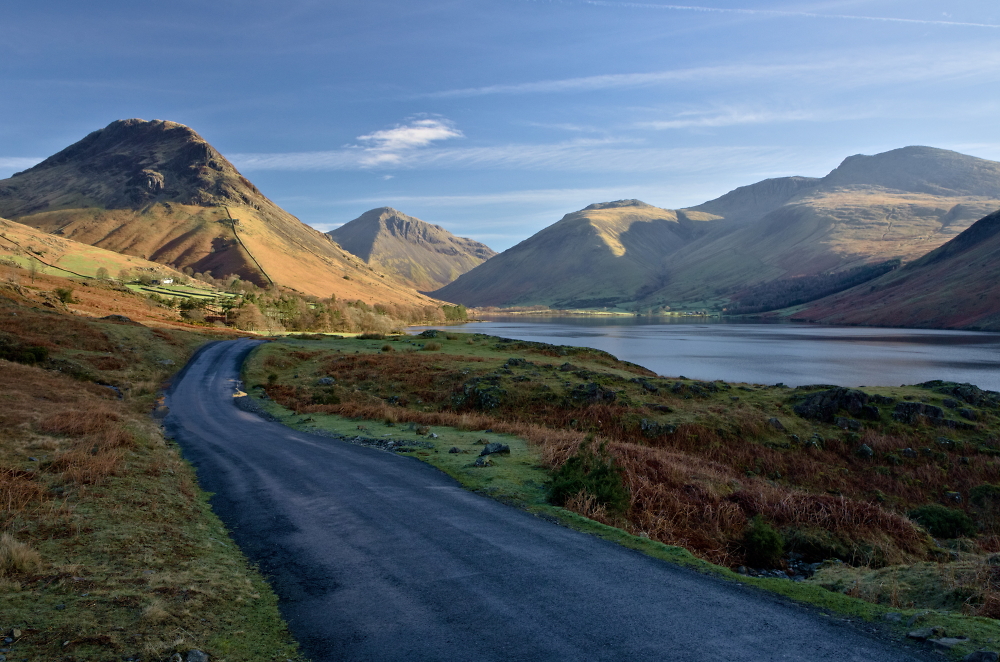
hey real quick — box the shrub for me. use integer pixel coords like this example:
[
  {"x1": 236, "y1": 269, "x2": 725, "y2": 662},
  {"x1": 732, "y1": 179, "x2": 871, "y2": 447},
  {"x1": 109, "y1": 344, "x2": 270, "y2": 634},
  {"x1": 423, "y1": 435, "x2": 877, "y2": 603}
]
[
  {"x1": 0, "y1": 338, "x2": 49, "y2": 365},
  {"x1": 422, "y1": 342, "x2": 441, "y2": 351},
  {"x1": 54, "y1": 287, "x2": 75, "y2": 303},
  {"x1": 267, "y1": 373, "x2": 278, "y2": 385},
  {"x1": 909, "y1": 504, "x2": 977, "y2": 539},
  {"x1": 549, "y1": 437, "x2": 629, "y2": 514},
  {"x1": 743, "y1": 515, "x2": 785, "y2": 567},
  {"x1": 381, "y1": 344, "x2": 394, "y2": 352},
  {"x1": 357, "y1": 333, "x2": 385, "y2": 340},
  {"x1": 971, "y1": 484, "x2": 1000, "y2": 507}
]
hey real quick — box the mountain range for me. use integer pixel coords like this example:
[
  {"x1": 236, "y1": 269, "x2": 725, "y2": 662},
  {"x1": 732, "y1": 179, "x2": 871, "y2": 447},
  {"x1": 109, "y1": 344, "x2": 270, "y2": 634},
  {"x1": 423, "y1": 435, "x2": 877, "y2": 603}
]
[
  {"x1": 3, "y1": 118, "x2": 999, "y2": 331},
  {"x1": 434, "y1": 147, "x2": 1000, "y2": 311}
]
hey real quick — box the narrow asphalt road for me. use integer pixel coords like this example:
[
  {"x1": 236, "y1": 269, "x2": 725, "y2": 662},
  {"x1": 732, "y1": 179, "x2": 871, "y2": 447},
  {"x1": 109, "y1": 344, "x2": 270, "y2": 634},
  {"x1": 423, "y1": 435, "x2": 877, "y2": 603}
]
[{"x1": 164, "y1": 338, "x2": 931, "y2": 661}]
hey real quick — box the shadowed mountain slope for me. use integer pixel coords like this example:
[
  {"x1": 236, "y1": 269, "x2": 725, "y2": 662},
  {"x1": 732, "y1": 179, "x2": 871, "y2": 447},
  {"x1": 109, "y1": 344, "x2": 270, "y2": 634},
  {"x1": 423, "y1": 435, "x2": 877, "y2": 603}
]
[
  {"x1": 438, "y1": 147, "x2": 1000, "y2": 311},
  {"x1": 0, "y1": 119, "x2": 435, "y2": 304},
  {"x1": 432, "y1": 200, "x2": 719, "y2": 308},
  {"x1": 640, "y1": 147, "x2": 1000, "y2": 308},
  {"x1": 791, "y1": 207, "x2": 1000, "y2": 330},
  {"x1": 328, "y1": 208, "x2": 495, "y2": 291}
]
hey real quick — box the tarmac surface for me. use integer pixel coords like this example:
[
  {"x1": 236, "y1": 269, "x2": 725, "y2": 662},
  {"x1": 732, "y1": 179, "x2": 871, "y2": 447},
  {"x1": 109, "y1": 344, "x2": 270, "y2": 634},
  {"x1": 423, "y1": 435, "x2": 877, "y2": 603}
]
[{"x1": 164, "y1": 338, "x2": 933, "y2": 661}]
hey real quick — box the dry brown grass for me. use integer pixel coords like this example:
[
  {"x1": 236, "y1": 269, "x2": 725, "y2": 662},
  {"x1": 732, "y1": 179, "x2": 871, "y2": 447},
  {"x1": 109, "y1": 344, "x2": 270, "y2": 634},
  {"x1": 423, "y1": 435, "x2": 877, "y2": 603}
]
[{"x1": 0, "y1": 532, "x2": 42, "y2": 576}]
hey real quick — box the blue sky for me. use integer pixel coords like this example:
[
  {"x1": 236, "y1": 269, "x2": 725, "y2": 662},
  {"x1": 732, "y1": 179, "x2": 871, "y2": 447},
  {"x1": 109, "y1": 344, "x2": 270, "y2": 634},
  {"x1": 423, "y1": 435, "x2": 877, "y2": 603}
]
[{"x1": 2, "y1": 0, "x2": 998, "y2": 250}]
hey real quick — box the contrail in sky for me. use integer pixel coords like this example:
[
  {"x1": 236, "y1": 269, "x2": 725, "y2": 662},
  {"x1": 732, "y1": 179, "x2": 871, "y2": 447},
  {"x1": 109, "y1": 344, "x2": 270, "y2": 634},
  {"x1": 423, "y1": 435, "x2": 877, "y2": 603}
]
[{"x1": 577, "y1": 1, "x2": 1000, "y2": 29}]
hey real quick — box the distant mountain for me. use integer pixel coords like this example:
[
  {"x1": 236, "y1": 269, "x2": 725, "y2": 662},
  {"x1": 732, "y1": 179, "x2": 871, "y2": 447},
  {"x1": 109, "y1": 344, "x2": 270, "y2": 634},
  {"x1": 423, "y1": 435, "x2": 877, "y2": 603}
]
[
  {"x1": 432, "y1": 200, "x2": 720, "y2": 308},
  {"x1": 0, "y1": 119, "x2": 435, "y2": 304},
  {"x1": 791, "y1": 207, "x2": 1000, "y2": 330},
  {"x1": 437, "y1": 147, "x2": 1000, "y2": 311},
  {"x1": 647, "y1": 147, "x2": 1000, "y2": 308},
  {"x1": 328, "y1": 208, "x2": 494, "y2": 291}
]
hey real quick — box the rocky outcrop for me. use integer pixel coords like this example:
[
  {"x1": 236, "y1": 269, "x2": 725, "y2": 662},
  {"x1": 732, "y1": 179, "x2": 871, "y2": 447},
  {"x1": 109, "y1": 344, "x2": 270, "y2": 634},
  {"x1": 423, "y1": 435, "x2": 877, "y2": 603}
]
[{"x1": 792, "y1": 388, "x2": 891, "y2": 423}]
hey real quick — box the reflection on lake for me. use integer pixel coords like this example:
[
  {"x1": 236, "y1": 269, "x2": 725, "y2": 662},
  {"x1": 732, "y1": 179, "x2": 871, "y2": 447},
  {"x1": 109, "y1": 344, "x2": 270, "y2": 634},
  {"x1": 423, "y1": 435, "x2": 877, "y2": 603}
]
[{"x1": 415, "y1": 317, "x2": 1000, "y2": 390}]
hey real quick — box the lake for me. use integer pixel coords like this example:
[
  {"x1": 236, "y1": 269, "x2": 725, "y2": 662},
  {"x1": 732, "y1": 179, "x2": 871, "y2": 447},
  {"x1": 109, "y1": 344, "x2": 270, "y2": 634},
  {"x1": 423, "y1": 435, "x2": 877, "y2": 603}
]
[{"x1": 414, "y1": 317, "x2": 1000, "y2": 390}]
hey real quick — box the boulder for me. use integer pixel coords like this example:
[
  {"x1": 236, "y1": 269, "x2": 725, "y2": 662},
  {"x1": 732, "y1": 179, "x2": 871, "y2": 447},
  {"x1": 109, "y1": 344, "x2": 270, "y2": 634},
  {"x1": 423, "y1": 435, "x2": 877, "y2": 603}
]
[
  {"x1": 855, "y1": 444, "x2": 874, "y2": 459},
  {"x1": 570, "y1": 382, "x2": 617, "y2": 404},
  {"x1": 316, "y1": 376, "x2": 335, "y2": 385},
  {"x1": 480, "y1": 442, "x2": 510, "y2": 456},
  {"x1": 964, "y1": 651, "x2": 1000, "y2": 662},
  {"x1": 768, "y1": 417, "x2": 785, "y2": 431},
  {"x1": 792, "y1": 387, "x2": 883, "y2": 422},
  {"x1": 893, "y1": 402, "x2": 944, "y2": 425},
  {"x1": 473, "y1": 456, "x2": 493, "y2": 467},
  {"x1": 907, "y1": 626, "x2": 946, "y2": 641}
]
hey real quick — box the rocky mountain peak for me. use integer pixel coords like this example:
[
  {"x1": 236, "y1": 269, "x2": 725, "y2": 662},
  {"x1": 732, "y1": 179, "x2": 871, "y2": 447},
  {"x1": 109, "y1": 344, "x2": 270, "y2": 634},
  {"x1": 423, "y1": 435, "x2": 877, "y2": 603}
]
[
  {"x1": 0, "y1": 118, "x2": 263, "y2": 216},
  {"x1": 822, "y1": 146, "x2": 1000, "y2": 197}
]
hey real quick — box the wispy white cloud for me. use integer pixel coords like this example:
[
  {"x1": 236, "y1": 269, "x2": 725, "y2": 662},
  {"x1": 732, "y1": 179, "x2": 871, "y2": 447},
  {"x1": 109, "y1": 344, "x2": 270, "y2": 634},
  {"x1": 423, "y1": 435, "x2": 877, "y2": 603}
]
[
  {"x1": 576, "y1": 1, "x2": 1000, "y2": 29},
  {"x1": 355, "y1": 118, "x2": 463, "y2": 166},
  {"x1": 232, "y1": 141, "x2": 799, "y2": 174},
  {"x1": 418, "y1": 50, "x2": 1000, "y2": 98},
  {"x1": 636, "y1": 106, "x2": 872, "y2": 130}
]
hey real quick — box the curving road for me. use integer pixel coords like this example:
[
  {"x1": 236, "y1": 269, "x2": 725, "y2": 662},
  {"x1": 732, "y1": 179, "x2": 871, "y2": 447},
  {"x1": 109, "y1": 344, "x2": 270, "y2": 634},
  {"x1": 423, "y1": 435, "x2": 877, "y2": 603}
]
[{"x1": 165, "y1": 339, "x2": 931, "y2": 661}]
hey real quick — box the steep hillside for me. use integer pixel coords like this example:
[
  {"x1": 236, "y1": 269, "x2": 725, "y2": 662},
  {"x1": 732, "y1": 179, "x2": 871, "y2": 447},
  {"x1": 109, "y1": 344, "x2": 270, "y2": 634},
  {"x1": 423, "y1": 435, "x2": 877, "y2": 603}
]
[
  {"x1": 328, "y1": 207, "x2": 494, "y2": 291},
  {"x1": 432, "y1": 200, "x2": 720, "y2": 308},
  {"x1": 0, "y1": 119, "x2": 435, "y2": 304},
  {"x1": 792, "y1": 207, "x2": 1000, "y2": 330},
  {"x1": 642, "y1": 147, "x2": 1000, "y2": 308},
  {"x1": 0, "y1": 215, "x2": 190, "y2": 283}
]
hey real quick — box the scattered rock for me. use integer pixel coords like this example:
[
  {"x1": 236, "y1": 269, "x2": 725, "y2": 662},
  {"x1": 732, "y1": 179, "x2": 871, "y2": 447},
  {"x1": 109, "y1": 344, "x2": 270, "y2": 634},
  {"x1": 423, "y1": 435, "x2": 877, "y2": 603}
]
[
  {"x1": 919, "y1": 380, "x2": 1000, "y2": 408},
  {"x1": 415, "y1": 426, "x2": 430, "y2": 435},
  {"x1": 960, "y1": 408, "x2": 979, "y2": 421},
  {"x1": 316, "y1": 376, "x2": 335, "y2": 385},
  {"x1": 768, "y1": 417, "x2": 785, "y2": 431},
  {"x1": 893, "y1": 401, "x2": 945, "y2": 425},
  {"x1": 907, "y1": 626, "x2": 945, "y2": 641},
  {"x1": 418, "y1": 329, "x2": 439, "y2": 338},
  {"x1": 930, "y1": 637, "x2": 969, "y2": 651},
  {"x1": 964, "y1": 651, "x2": 1000, "y2": 662},
  {"x1": 834, "y1": 416, "x2": 862, "y2": 431},
  {"x1": 428, "y1": 433, "x2": 439, "y2": 439},
  {"x1": 448, "y1": 447, "x2": 462, "y2": 454},
  {"x1": 480, "y1": 442, "x2": 510, "y2": 456},
  {"x1": 902, "y1": 447, "x2": 918, "y2": 458},
  {"x1": 792, "y1": 387, "x2": 887, "y2": 422},
  {"x1": 944, "y1": 491, "x2": 963, "y2": 503},
  {"x1": 570, "y1": 382, "x2": 617, "y2": 404},
  {"x1": 883, "y1": 612, "x2": 903, "y2": 623},
  {"x1": 55, "y1": 603, "x2": 65, "y2": 610},
  {"x1": 187, "y1": 651, "x2": 209, "y2": 662},
  {"x1": 157, "y1": 359, "x2": 175, "y2": 366},
  {"x1": 473, "y1": 456, "x2": 493, "y2": 467}
]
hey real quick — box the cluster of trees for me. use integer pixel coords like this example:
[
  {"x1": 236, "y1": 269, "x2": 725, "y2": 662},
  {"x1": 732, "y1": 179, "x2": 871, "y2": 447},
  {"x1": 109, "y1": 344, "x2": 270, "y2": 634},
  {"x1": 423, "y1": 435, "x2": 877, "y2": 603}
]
[{"x1": 726, "y1": 259, "x2": 901, "y2": 315}]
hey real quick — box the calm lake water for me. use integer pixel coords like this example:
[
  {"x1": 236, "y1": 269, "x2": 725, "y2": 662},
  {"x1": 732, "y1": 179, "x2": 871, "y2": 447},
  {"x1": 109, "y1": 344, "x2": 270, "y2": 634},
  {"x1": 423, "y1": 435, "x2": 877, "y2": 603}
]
[{"x1": 414, "y1": 317, "x2": 1000, "y2": 391}]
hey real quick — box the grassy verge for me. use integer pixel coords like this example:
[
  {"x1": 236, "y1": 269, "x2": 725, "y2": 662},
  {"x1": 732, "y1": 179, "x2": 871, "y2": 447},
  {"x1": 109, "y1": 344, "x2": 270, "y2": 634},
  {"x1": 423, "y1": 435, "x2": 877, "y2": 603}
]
[
  {"x1": 242, "y1": 330, "x2": 1000, "y2": 659},
  {"x1": 0, "y1": 274, "x2": 302, "y2": 660}
]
